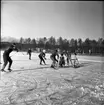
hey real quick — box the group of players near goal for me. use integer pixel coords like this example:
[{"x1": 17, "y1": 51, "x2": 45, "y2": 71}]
[{"x1": 1, "y1": 43, "x2": 79, "y2": 72}]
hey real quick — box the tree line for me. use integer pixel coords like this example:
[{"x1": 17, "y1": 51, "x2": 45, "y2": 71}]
[{"x1": 1, "y1": 37, "x2": 104, "y2": 55}]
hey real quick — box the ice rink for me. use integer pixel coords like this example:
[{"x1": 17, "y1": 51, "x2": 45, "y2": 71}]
[{"x1": 0, "y1": 50, "x2": 104, "y2": 105}]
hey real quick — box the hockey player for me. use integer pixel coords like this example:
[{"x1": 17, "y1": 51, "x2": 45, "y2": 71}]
[
  {"x1": 27, "y1": 48, "x2": 32, "y2": 60},
  {"x1": 59, "y1": 53, "x2": 65, "y2": 67},
  {"x1": 38, "y1": 49, "x2": 46, "y2": 65},
  {"x1": 1, "y1": 43, "x2": 18, "y2": 72},
  {"x1": 50, "y1": 49, "x2": 59, "y2": 68}
]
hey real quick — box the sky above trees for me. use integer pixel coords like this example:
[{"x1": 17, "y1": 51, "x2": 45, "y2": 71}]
[{"x1": 1, "y1": 1, "x2": 103, "y2": 40}]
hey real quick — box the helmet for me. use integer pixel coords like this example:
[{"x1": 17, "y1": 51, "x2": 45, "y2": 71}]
[{"x1": 43, "y1": 49, "x2": 46, "y2": 53}]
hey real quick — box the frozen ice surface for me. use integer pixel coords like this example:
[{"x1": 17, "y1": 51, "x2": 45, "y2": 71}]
[{"x1": 0, "y1": 51, "x2": 104, "y2": 105}]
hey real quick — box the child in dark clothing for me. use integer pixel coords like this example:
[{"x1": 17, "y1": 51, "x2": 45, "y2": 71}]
[
  {"x1": 1, "y1": 43, "x2": 18, "y2": 72},
  {"x1": 50, "y1": 49, "x2": 59, "y2": 68},
  {"x1": 59, "y1": 53, "x2": 65, "y2": 67}
]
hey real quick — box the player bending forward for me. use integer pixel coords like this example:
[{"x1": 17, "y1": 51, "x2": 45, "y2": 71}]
[{"x1": 1, "y1": 43, "x2": 18, "y2": 72}]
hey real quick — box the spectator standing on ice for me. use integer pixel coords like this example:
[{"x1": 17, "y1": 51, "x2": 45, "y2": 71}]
[
  {"x1": 89, "y1": 49, "x2": 91, "y2": 55},
  {"x1": 1, "y1": 43, "x2": 18, "y2": 72},
  {"x1": 65, "y1": 51, "x2": 72, "y2": 66},
  {"x1": 73, "y1": 50, "x2": 79, "y2": 67}
]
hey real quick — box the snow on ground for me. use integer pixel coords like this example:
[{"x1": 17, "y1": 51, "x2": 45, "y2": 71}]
[{"x1": 0, "y1": 51, "x2": 104, "y2": 105}]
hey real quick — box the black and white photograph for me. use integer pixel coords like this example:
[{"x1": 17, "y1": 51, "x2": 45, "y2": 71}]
[{"x1": 0, "y1": 1, "x2": 104, "y2": 105}]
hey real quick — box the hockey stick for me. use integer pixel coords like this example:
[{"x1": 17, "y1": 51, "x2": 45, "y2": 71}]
[
  {"x1": 10, "y1": 52, "x2": 18, "y2": 57},
  {"x1": 21, "y1": 51, "x2": 26, "y2": 55}
]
